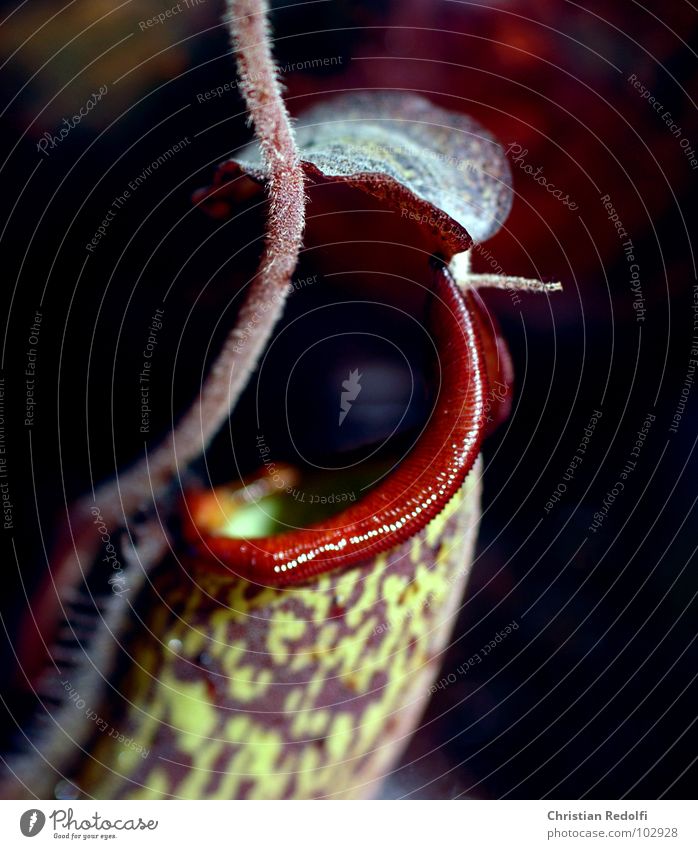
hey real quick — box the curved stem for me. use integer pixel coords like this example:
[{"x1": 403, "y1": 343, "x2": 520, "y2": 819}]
[{"x1": 85, "y1": 0, "x2": 305, "y2": 528}]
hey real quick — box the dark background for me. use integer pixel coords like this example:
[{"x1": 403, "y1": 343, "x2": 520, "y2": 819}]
[{"x1": 1, "y1": 0, "x2": 697, "y2": 798}]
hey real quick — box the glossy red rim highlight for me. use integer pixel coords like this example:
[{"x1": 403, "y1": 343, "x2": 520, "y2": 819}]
[{"x1": 183, "y1": 263, "x2": 502, "y2": 587}]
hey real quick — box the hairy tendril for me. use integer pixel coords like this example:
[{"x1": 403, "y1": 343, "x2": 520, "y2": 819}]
[{"x1": 79, "y1": 0, "x2": 306, "y2": 535}]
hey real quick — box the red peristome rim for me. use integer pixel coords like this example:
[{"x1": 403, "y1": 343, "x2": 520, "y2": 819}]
[{"x1": 183, "y1": 263, "x2": 505, "y2": 587}]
